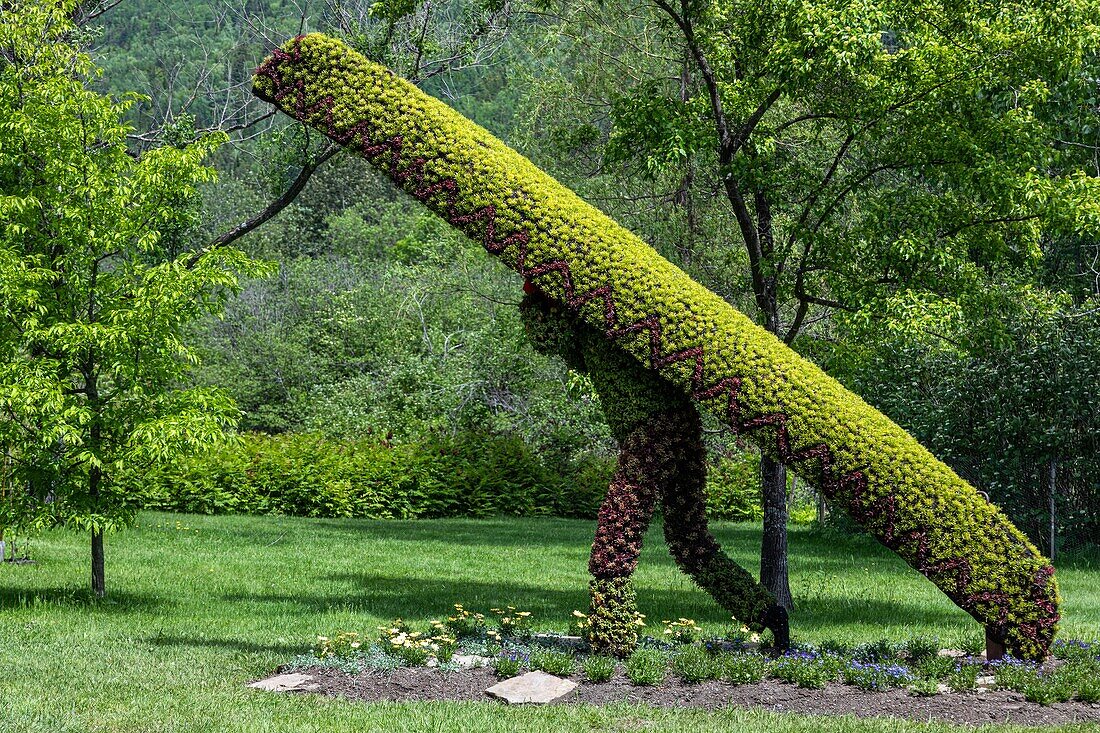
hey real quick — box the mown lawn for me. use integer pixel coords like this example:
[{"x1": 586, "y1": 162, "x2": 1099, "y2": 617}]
[{"x1": 1, "y1": 512, "x2": 1098, "y2": 732}]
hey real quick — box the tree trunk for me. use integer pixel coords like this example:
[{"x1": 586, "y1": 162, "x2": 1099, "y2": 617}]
[
  {"x1": 760, "y1": 455, "x2": 793, "y2": 609},
  {"x1": 86, "y1": 358, "x2": 105, "y2": 598},
  {"x1": 89, "y1": 454, "x2": 105, "y2": 598},
  {"x1": 91, "y1": 528, "x2": 105, "y2": 598}
]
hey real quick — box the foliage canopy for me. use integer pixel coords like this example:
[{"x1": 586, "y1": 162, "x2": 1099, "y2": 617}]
[{"x1": 0, "y1": 0, "x2": 263, "y2": 592}]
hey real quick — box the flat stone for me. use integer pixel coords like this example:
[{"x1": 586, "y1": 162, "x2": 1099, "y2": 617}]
[
  {"x1": 452, "y1": 654, "x2": 492, "y2": 669},
  {"x1": 976, "y1": 675, "x2": 996, "y2": 691},
  {"x1": 248, "y1": 673, "x2": 318, "y2": 692},
  {"x1": 485, "y1": 671, "x2": 577, "y2": 704},
  {"x1": 534, "y1": 633, "x2": 584, "y2": 645}
]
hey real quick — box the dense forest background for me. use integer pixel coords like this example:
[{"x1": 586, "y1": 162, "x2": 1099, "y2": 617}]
[{"x1": 72, "y1": 0, "x2": 1100, "y2": 553}]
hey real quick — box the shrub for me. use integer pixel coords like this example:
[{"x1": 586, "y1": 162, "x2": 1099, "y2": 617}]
[
  {"x1": 946, "y1": 662, "x2": 981, "y2": 692},
  {"x1": 672, "y1": 646, "x2": 721, "y2": 683},
  {"x1": 852, "y1": 639, "x2": 900, "y2": 664},
  {"x1": 492, "y1": 650, "x2": 527, "y2": 678},
  {"x1": 626, "y1": 649, "x2": 667, "y2": 686},
  {"x1": 720, "y1": 652, "x2": 769, "y2": 685},
  {"x1": 582, "y1": 579, "x2": 646, "y2": 658},
  {"x1": 705, "y1": 453, "x2": 763, "y2": 521},
  {"x1": 770, "y1": 651, "x2": 839, "y2": 689},
  {"x1": 903, "y1": 637, "x2": 940, "y2": 664},
  {"x1": 582, "y1": 655, "x2": 616, "y2": 683},
  {"x1": 915, "y1": 655, "x2": 956, "y2": 682},
  {"x1": 908, "y1": 677, "x2": 940, "y2": 696},
  {"x1": 134, "y1": 431, "x2": 616, "y2": 521},
  {"x1": 530, "y1": 649, "x2": 575, "y2": 677}
]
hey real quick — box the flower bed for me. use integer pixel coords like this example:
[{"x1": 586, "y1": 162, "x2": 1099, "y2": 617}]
[{"x1": 258, "y1": 608, "x2": 1100, "y2": 725}]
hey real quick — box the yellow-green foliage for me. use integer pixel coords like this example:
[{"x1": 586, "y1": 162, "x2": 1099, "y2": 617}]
[{"x1": 253, "y1": 34, "x2": 1059, "y2": 659}]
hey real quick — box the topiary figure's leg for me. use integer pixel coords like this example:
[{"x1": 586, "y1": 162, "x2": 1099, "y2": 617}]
[
  {"x1": 585, "y1": 425, "x2": 661, "y2": 657},
  {"x1": 655, "y1": 408, "x2": 789, "y2": 649},
  {"x1": 521, "y1": 289, "x2": 782, "y2": 655},
  {"x1": 519, "y1": 291, "x2": 653, "y2": 656}
]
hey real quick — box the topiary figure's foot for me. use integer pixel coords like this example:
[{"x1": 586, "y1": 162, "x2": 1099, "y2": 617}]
[
  {"x1": 586, "y1": 577, "x2": 642, "y2": 658},
  {"x1": 761, "y1": 602, "x2": 790, "y2": 652}
]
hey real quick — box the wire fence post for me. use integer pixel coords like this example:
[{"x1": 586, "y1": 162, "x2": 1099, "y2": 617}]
[{"x1": 1048, "y1": 458, "x2": 1058, "y2": 562}]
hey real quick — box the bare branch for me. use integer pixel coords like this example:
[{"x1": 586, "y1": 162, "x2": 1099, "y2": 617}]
[
  {"x1": 72, "y1": 0, "x2": 125, "y2": 25},
  {"x1": 190, "y1": 143, "x2": 339, "y2": 266}
]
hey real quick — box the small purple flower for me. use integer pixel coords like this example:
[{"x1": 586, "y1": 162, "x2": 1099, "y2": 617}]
[
  {"x1": 986, "y1": 655, "x2": 1035, "y2": 670},
  {"x1": 782, "y1": 649, "x2": 819, "y2": 662},
  {"x1": 846, "y1": 659, "x2": 914, "y2": 689}
]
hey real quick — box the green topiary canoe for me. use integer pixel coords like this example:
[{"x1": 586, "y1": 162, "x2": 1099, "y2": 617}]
[{"x1": 253, "y1": 33, "x2": 1059, "y2": 659}]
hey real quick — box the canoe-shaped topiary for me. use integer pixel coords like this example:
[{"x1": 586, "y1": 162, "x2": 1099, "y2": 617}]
[{"x1": 253, "y1": 33, "x2": 1059, "y2": 660}]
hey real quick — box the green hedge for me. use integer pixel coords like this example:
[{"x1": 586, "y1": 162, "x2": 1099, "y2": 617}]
[
  {"x1": 136, "y1": 432, "x2": 610, "y2": 520},
  {"x1": 134, "y1": 432, "x2": 762, "y2": 522},
  {"x1": 252, "y1": 34, "x2": 1059, "y2": 658}
]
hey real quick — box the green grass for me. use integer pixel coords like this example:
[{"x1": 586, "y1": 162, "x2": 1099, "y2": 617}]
[{"x1": 2, "y1": 512, "x2": 1099, "y2": 732}]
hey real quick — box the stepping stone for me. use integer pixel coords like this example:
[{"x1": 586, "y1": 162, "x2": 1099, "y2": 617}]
[
  {"x1": 248, "y1": 673, "x2": 318, "y2": 692},
  {"x1": 533, "y1": 633, "x2": 585, "y2": 649},
  {"x1": 452, "y1": 654, "x2": 492, "y2": 669},
  {"x1": 485, "y1": 671, "x2": 577, "y2": 704}
]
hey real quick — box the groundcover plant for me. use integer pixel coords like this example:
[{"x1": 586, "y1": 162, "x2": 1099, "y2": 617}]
[{"x1": 252, "y1": 33, "x2": 1058, "y2": 660}]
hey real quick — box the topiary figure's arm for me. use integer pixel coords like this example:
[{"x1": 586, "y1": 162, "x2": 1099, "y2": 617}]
[{"x1": 253, "y1": 34, "x2": 1058, "y2": 659}]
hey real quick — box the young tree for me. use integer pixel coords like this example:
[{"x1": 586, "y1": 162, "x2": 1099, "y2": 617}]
[
  {"x1": 522, "y1": 0, "x2": 1100, "y2": 607},
  {"x1": 0, "y1": 0, "x2": 262, "y2": 596}
]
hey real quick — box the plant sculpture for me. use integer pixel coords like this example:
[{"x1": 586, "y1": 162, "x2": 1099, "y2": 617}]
[{"x1": 252, "y1": 33, "x2": 1060, "y2": 660}]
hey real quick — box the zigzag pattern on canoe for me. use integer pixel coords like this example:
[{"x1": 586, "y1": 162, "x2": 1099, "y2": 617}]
[{"x1": 254, "y1": 37, "x2": 1058, "y2": 644}]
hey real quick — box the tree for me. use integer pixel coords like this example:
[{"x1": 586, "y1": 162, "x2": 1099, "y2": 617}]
[
  {"x1": 832, "y1": 284, "x2": 1100, "y2": 556},
  {"x1": 520, "y1": 0, "x2": 1100, "y2": 607},
  {"x1": 0, "y1": 0, "x2": 263, "y2": 596}
]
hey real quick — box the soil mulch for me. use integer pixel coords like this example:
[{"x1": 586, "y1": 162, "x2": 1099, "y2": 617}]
[{"x1": 286, "y1": 665, "x2": 1100, "y2": 727}]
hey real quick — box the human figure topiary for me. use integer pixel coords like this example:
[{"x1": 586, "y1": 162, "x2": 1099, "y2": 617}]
[
  {"x1": 253, "y1": 33, "x2": 1061, "y2": 661},
  {"x1": 521, "y1": 284, "x2": 788, "y2": 657}
]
